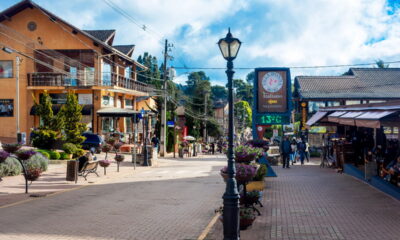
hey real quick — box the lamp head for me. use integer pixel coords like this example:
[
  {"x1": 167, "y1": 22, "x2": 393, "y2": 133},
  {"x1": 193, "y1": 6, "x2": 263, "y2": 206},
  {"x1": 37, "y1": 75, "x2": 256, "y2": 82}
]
[{"x1": 217, "y1": 28, "x2": 241, "y2": 61}]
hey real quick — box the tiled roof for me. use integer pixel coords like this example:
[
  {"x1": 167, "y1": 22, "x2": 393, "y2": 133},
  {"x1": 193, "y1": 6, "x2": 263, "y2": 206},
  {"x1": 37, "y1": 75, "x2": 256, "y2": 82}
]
[
  {"x1": 83, "y1": 30, "x2": 115, "y2": 42},
  {"x1": 113, "y1": 45, "x2": 135, "y2": 56},
  {"x1": 295, "y1": 68, "x2": 400, "y2": 100}
]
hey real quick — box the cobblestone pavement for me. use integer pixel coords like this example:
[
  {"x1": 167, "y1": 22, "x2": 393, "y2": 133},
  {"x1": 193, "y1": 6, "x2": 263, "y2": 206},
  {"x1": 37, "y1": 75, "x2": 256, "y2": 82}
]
[
  {"x1": 208, "y1": 161, "x2": 400, "y2": 240},
  {"x1": 0, "y1": 154, "x2": 226, "y2": 240}
]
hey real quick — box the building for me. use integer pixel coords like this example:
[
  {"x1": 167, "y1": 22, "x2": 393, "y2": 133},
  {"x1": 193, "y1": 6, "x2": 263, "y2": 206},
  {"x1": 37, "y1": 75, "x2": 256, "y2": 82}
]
[
  {"x1": 294, "y1": 68, "x2": 400, "y2": 132},
  {"x1": 213, "y1": 100, "x2": 228, "y2": 135},
  {"x1": 0, "y1": 0, "x2": 155, "y2": 143}
]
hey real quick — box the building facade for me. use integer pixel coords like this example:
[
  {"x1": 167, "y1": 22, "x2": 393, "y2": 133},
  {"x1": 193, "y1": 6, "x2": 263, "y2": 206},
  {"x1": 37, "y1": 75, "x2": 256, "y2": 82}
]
[{"x1": 0, "y1": 0, "x2": 154, "y2": 142}]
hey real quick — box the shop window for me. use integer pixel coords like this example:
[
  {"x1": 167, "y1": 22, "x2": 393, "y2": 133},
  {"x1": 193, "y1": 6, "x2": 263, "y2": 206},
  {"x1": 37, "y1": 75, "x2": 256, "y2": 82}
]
[
  {"x1": 102, "y1": 96, "x2": 114, "y2": 107},
  {"x1": 102, "y1": 117, "x2": 114, "y2": 132},
  {"x1": 125, "y1": 99, "x2": 133, "y2": 109},
  {"x1": 125, "y1": 117, "x2": 132, "y2": 133},
  {"x1": 0, "y1": 99, "x2": 13, "y2": 117},
  {"x1": 308, "y1": 101, "x2": 325, "y2": 113},
  {"x1": 102, "y1": 62, "x2": 112, "y2": 86},
  {"x1": 345, "y1": 100, "x2": 361, "y2": 105},
  {"x1": 0, "y1": 61, "x2": 13, "y2": 78},
  {"x1": 326, "y1": 101, "x2": 340, "y2": 107}
]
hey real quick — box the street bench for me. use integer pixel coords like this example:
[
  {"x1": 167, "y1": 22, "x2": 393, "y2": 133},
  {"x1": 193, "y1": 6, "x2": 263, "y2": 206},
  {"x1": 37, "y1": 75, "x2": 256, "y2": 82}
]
[{"x1": 79, "y1": 161, "x2": 99, "y2": 180}]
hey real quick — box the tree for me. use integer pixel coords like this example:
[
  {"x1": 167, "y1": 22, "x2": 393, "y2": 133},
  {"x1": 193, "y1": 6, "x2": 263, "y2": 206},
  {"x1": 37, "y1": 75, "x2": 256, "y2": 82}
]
[
  {"x1": 33, "y1": 90, "x2": 63, "y2": 131},
  {"x1": 229, "y1": 79, "x2": 253, "y2": 105},
  {"x1": 234, "y1": 100, "x2": 252, "y2": 129},
  {"x1": 376, "y1": 59, "x2": 389, "y2": 68},
  {"x1": 211, "y1": 85, "x2": 227, "y2": 102},
  {"x1": 246, "y1": 71, "x2": 255, "y2": 85},
  {"x1": 59, "y1": 91, "x2": 86, "y2": 146}
]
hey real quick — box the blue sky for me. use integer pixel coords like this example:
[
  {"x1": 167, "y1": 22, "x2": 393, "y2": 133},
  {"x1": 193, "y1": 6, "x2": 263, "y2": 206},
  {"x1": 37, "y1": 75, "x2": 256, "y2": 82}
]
[{"x1": 1, "y1": 0, "x2": 400, "y2": 86}]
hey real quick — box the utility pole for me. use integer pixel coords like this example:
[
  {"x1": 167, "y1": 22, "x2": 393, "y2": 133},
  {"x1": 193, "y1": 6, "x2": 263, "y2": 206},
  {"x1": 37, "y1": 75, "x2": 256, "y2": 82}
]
[
  {"x1": 203, "y1": 91, "x2": 208, "y2": 143},
  {"x1": 160, "y1": 39, "x2": 168, "y2": 157}
]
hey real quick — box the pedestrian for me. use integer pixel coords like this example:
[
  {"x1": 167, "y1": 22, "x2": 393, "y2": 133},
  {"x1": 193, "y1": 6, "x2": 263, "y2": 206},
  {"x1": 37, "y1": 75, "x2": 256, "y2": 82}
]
[
  {"x1": 280, "y1": 136, "x2": 291, "y2": 168},
  {"x1": 305, "y1": 140, "x2": 310, "y2": 163},
  {"x1": 298, "y1": 138, "x2": 307, "y2": 165},
  {"x1": 211, "y1": 142, "x2": 215, "y2": 155},
  {"x1": 290, "y1": 138, "x2": 297, "y2": 164},
  {"x1": 151, "y1": 134, "x2": 160, "y2": 153}
]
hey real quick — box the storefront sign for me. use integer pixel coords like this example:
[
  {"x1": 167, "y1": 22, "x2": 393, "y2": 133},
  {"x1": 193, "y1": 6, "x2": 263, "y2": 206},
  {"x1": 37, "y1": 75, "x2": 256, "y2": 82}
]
[
  {"x1": 78, "y1": 94, "x2": 92, "y2": 104},
  {"x1": 0, "y1": 99, "x2": 13, "y2": 117},
  {"x1": 257, "y1": 71, "x2": 288, "y2": 113}
]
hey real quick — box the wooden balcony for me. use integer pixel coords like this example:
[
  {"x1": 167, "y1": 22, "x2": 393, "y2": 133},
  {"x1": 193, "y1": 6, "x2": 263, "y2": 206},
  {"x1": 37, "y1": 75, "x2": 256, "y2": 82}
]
[{"x1": 27, "y1": 72, "x2": 150, "y2": 93}]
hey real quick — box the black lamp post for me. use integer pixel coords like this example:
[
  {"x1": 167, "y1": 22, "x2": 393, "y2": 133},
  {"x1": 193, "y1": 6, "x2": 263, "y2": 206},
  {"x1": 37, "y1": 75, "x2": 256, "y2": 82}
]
[{"x1": 218, "y1": 28, "x2": 241, "y2": 240}]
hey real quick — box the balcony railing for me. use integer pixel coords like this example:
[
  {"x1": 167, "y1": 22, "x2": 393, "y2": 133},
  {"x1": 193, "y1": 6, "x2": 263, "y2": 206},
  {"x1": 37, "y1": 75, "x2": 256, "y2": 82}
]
[{"x1": 28, "y1": 72, "x2": 150, "y2": 93}]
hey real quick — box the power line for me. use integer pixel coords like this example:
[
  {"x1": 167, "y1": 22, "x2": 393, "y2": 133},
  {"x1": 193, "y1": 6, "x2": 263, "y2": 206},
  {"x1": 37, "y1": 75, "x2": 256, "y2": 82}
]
[{"x1": 172, "y1": 60, "x2": 400, "y2": 70}]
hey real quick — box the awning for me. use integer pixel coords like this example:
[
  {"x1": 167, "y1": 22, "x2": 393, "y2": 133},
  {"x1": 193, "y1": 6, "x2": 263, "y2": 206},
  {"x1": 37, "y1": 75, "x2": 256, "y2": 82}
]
[
  {"x1": 97, "y1": 108, "x2": 140, "y2": 117},
  {"x1": 306, "y1": 111, "x2": 328, "y2": 127},
  {"x1": 338, "y1": 111, "x2": 364, "y2": 126},
  {"x1": 355, "y1": 111, "x2": 396, "y2": 128},
  {"x1": 30, "y1": 104, "x2": 92, "y2": 115},
  {"x1": 327, "y1": 111, "x2": 346, "y2": 123}
]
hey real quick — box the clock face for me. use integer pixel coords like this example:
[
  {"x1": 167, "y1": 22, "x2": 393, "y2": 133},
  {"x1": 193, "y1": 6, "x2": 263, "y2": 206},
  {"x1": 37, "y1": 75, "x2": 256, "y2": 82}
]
[{"x1": 261, "y1": 72, "x2": 283, "y2": 93}]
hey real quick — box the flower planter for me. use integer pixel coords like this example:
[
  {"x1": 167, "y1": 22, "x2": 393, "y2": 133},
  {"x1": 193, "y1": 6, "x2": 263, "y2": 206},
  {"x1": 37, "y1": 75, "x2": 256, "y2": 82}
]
[
  {"x1": 0, "y1": 150, "x2": 10, "y2": 163},
  {"x1": 240, "y1": 218, "x2": 255, "y2": 230},
  {"x1": 246, "y1": 180, "x2": 265, "y2": 191},
  {"x1": 114, "y1": 155, "x2": 125, "y2": 172},
  {"x1": 26, "y1": 168, "x2": 42, "y2": 182},
  {"x1": 240, "y1": 195, "x2": 259, "y2": 205},
  {"x1": 2, "y1": 143, "x2": 21, "y2": 153},
  {"x1": 99, "y1": 160, "x2": 111, "y2": 175},
  {"x1": 235, "y1": 153, "x2": 256, "y2": 163}
]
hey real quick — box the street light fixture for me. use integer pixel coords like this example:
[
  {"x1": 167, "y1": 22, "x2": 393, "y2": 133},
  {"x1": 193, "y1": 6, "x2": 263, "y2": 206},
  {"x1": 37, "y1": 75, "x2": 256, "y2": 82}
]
[{"x1": 218, "y1": 28, "x2": 241, "y2": 240}]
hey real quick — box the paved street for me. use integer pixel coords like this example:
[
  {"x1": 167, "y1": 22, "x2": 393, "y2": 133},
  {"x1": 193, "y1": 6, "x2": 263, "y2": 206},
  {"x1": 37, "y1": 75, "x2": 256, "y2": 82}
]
[
  {"x1": 208, "y1": 161, "x2": 400, "y2": 240},
  {"x1": 0, "y1": 155, "x2": 226, "y2": 240}
]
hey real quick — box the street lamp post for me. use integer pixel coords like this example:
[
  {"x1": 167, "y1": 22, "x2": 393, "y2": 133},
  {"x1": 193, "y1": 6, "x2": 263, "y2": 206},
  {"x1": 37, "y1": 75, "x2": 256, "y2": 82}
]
[{"x1": 218, "y1": 28, "x2": 241, "y2": 240}]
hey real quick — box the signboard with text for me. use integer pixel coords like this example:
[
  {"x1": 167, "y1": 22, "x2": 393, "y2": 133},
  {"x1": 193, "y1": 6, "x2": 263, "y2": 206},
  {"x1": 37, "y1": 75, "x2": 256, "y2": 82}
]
[{"x1": 252, "y1": 68, "x2": 292, "y2": 139}]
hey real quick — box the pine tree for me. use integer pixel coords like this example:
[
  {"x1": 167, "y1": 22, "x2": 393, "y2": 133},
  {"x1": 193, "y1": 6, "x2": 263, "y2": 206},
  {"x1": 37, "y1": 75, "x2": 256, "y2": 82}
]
[{"x1": 60, "y1": 91, "x2": 86, "y2": 146}]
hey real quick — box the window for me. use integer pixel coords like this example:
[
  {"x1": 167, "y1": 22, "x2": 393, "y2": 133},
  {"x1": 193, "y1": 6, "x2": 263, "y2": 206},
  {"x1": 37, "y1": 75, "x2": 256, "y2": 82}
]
[
  {"x1": 125, "y1": 99, "x2": 133, "y2": 109},
  {"x1": 345, "y1": 100, "x2": 361, "y2": 105},
  {"x1": 0, "y1": 61, "x2": 13, "y2": 78},
  {"x1": 102, "y1": 117, "x2": 114, "y2": 132},
  {"x1": 102, "y1": 96, "x2": 114, "y2": 107},
  {"x1": 102, "y1": 62, "x2": 111, "y2": 86},
  {"x1": 0, "y1": 99, "x2": 13, "y2": 117},
  {"x1": 308, "y1": 101, "x2": 325, "y2": 113},
  {"x1": 124, "y1": 67, "x2": 131, "y2": 78},
  {"x1": 125, "y1": 117, "x2": 132, "y2": 133}
]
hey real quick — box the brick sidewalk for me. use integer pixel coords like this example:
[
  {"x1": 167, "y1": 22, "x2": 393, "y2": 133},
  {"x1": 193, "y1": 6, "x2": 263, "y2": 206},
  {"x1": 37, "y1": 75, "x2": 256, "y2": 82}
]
[{"x1": 207, "y1": 163, "x2": 400, "y2": 240}]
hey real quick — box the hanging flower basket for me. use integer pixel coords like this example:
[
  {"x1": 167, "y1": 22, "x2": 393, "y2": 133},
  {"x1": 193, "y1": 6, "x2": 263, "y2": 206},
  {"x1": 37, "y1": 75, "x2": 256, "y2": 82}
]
[
  {"x1": 16, "y1": 150, "x2": 37, "y2": 160},
  {"x1": 106, "y1": 138, "x2": 116, "y2": 146},
  {"x1": 236, "y1": 164, "x2": 257, "y2": 183},
  {"x1": 2, "y1": 143, "x2": 22, "y2": 153},
  {"x1": 240, "y1": 218, "x2": 255, "y2": 230},
  {"x1": 0, "y1": 150, "x2": 10, "y2": 163},
  {"x1": 240, "y1": 207, "x2": 257, "y2": 230},
  {"x1": 239, "y1": 191, "x2": 260, "y2": 205},
  {"x1": 99, "y1": 160, "x2": 111, "y2": 168},
  {"x1": 26, "y1": 168, "x2": 42, "y2": 182},
  {"x1": 114, "y1": 142, "x2": 123, "y2": 151},
  {"x1": 114, "y1": 154, "x2": 125, "y2": 162}
]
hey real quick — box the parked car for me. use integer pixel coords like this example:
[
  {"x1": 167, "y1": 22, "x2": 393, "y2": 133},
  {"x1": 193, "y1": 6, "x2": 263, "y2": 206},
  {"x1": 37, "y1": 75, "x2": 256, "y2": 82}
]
[{"x1": 82, "y1": 133, "x2": 103, "y2": 153}]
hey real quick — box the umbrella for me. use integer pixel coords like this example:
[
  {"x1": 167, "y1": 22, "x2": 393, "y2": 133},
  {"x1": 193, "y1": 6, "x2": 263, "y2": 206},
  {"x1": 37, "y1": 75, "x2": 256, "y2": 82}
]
[{"x1": 183, "y1": 136, "x2": 196, "y2": 141}]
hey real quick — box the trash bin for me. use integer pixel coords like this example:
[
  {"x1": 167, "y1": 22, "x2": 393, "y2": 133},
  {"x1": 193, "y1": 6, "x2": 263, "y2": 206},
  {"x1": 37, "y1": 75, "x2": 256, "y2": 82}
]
[{"x1": 66, "y1": 160, "x2": 78, "y2": 182}]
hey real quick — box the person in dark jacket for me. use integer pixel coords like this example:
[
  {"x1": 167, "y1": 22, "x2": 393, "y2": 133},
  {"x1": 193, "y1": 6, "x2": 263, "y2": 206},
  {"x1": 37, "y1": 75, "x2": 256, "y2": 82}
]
[
  {"x1": 297, "y1": 138, "x2": 307, "y2": 165},
  {"x1": 280, "y1": 136, "x2": 292, "y2": 168}
]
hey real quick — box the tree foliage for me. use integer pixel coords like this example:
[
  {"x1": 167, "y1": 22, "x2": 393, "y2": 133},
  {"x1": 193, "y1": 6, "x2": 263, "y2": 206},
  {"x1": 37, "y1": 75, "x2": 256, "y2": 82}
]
[
  {"x1": 33, "y1": 90, "x2": 64, "y2": 131},
  {"x1": 59, "y1": 91, "x2": 86, "y2": 146},
  {"x1": 234, "y1": 100, "x2": 252, "y2": 130}
]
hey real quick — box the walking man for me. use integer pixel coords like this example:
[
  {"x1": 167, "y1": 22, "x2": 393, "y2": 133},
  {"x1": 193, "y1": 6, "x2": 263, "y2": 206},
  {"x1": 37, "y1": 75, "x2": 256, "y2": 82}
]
[
  {"x1": 280, "y1": 136, "x2": 291, "y2": 168},
  {"x1": 298, "y1": 138, "x2": 307, "y2": 165}
]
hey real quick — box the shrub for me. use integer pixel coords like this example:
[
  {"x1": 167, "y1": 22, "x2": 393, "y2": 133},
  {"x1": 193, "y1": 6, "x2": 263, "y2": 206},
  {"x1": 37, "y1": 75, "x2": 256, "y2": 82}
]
[
  {"x1": 62, "y1": 143, "x2": 77, "y2": 154},
  {"x1": 0, "y1": 157, "x2": 22, "y2": 177},
  {"x1": 73, "y1": 149, "x2": 85, "y2": 158},
  {"x1": 27, "y1": 153, "x2": 49, "y2": 172},
  {"x1": 253, "y1": 164, "x2": 267, "y2": 181},
  {"x1": 32, "y1": 129, "x2": 58, "y2": 150},
  {"x1": 49, "y1": 151, "x2": 60, "y2": 160},
  {"x1": 39, "y1": 151, "x2": 50, "y2": 159},
  {"x1": 59, "y1": 152, "x2": 69, "y2": 160}
]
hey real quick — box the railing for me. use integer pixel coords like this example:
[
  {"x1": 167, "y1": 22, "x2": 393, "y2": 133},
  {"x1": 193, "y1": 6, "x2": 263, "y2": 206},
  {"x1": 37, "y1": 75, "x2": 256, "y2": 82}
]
[{"x1": 28, "y1": 72, "x2": 150, "y2": 93}]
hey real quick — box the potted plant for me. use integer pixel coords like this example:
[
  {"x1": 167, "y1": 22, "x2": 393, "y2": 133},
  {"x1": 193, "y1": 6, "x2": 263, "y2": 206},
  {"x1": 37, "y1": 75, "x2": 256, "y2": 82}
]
[
  {"x1": 246, "y1": 139, "x2": 270, "y2": 152},
  {"x1": 240, "y1": 191, "x2": 260, "y2": 205},
  {"x1": 62, "y1": 143, "x2": 77, "y2": 159},
  {"x1": 102, "y1": 144, "x2": 113, "y2": 160},
  {"x1": 16, "y1": 150, "x2": 37, "y2": 161},
  {"x1": 25, "y1": 167, "x2": 42, "y2": 182},
  {"x1": 2, "y1": 143, "x2": 21, "y2": 153},
  {"x1": 0, "y1": 150, "x2": 10, "y2": 163},
  {"x1": 114, "y1": 154, "x2": 125, "y2": 172},
  {"x1": 106, "y1": 137, "x2": 116, "y2": 146},
  {"x1": 236, "y1": 163, "x2": 257, "y2": 183},
  {"x1": 99, "y1": 160, "x2": 111, "y2": 175},
  {"x1": 240, "y1": 207, "x2": 257, "y2": 230}
]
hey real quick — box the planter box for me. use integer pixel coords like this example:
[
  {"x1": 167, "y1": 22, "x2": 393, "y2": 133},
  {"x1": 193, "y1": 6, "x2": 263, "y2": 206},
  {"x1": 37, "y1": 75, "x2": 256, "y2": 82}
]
[{"x1": 246, "y1": 180, "x2": 265, "y2": 191}]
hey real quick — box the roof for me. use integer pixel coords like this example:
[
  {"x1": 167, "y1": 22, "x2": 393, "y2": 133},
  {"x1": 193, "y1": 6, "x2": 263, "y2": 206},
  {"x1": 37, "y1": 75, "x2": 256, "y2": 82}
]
[
  {"x1": 0, "y1": 0, "x2": 147, "y2": 69},
  {"x1": 113, "y1": 45, "x2": 135, "y2": 57},
  {"x1": 83, "y1": 30, "x2": 115, "y2": 44},
  {"x1": 295, "y1": 68, "x2": 400, "y2": 100}
]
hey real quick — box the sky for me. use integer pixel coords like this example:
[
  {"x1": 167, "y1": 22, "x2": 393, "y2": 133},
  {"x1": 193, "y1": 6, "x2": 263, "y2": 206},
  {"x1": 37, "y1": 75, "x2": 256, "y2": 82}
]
[{"x1": 1, "y1": 0, "x2": 400, "y2": 86}]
